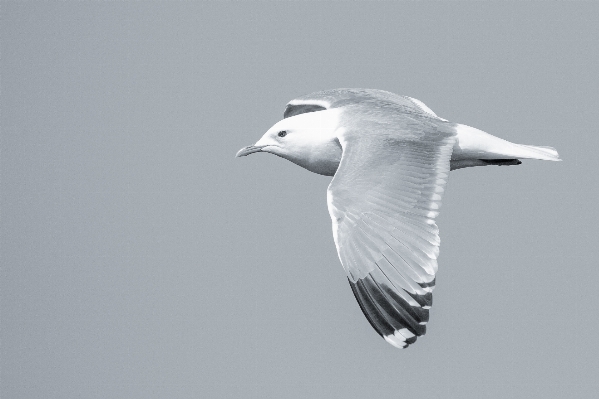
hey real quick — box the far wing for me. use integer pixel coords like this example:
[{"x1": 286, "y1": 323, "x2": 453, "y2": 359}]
[
  {"x1": 284, "y1": 102, "x2": 328, "y2": 119},
  {"x1": 328, "y1": 120, "x2": 455, "y2": 348},
  {"x1": 284, "y1": 89, "x2": 447, "y2": 121}
]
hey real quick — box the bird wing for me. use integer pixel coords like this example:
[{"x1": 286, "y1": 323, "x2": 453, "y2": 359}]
[
  {"x1": 285, "y1": 89, "x2": 446, "y2": 121},
  {"x1": 327, "y1": 112, "x2": 455, "y2": 348},
  {"x1": 284, "y1": 102, "x2": 327, "y2": 119}
]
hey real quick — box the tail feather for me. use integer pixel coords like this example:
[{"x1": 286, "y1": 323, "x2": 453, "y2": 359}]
[
  {"x1": 453, "y1": 123, "x2": 562, "y2": 162},
  {"x1": 517, "y1": 144, "x2": 561, "y2": 161}
]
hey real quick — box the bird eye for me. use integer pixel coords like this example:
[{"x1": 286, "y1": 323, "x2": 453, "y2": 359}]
[{"x1": 278, "y1": 131, "x2": 287, "y2": 137}]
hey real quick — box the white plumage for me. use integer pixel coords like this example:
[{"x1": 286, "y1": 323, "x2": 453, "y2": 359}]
[{"x1": 236, "y1": 89, "x2": 560, "y2": 349}]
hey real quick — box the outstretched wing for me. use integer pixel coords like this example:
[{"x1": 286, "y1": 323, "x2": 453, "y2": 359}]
[
  {"x1": 327, "y1": 112, "x2": 455, "y2": 348},
  {"x1": 284, "y1": 89, "x2": 447, "y2": 121},
  {"x1": 284, "y1": 102, "x2": 328, "y2": 119}
]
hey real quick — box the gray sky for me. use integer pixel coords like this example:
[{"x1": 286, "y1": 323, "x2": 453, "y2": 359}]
[{"x1": 2, "y1": 2, "x2": 598, "y2": 398}]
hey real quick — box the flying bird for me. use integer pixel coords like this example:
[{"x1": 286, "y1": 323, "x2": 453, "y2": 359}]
[{"x1": 236, "y1": 89, "x2": 560, "y2": 349}]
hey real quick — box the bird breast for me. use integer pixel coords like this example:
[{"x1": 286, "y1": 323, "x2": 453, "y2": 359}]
[{"x1": 294, "y1": 138, "x2": 342, "y2": 176}]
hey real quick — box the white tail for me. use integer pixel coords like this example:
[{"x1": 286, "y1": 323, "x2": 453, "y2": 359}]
[
  {"x1": 516, "y1": 144, "x2": 561, "y2": 161},
  {"x1": 453, "y1": 124, "x2": 561, "y2": 162}
]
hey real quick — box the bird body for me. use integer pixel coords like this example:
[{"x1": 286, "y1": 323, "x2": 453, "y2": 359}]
[{"x1": 236, "y1": 89, "x2": 560, "y2": 349}]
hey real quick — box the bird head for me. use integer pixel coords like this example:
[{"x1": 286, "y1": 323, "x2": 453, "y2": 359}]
[{"x1": 236, "y1": 109, "x2": 344, "y2": 176}]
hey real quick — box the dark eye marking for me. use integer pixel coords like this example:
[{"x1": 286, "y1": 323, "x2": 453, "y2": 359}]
[{"x1": 278, "y1": 131, "x2": 287, "y2": 137}]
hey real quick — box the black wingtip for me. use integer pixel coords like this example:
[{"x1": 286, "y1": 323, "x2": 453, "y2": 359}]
[{"x1": 348, "y1": 275, "x2": 431, "y2": 349}]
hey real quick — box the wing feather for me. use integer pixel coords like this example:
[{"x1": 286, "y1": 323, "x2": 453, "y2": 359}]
[{"x1": 328, "y1": 110, "x2": 455, "y2": 348}]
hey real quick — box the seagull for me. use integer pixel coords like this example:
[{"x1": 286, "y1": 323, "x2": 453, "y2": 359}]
[{"x1": 236, "y1": 89, "x2": 560, "y2": 349}]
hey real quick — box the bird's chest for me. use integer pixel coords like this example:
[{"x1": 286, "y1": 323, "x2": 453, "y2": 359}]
[{"x1": 291, "y1": 141, "x2": 342, "y2": 176}]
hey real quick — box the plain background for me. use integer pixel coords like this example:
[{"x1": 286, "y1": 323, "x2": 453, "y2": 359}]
[{"x1": 2, "y1": 1, "x2": 598, "y2": 398}]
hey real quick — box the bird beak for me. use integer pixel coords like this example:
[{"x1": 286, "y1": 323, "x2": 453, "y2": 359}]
[{"x1": 235, "y1": 145, "x2": 265, "y2": 157}]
